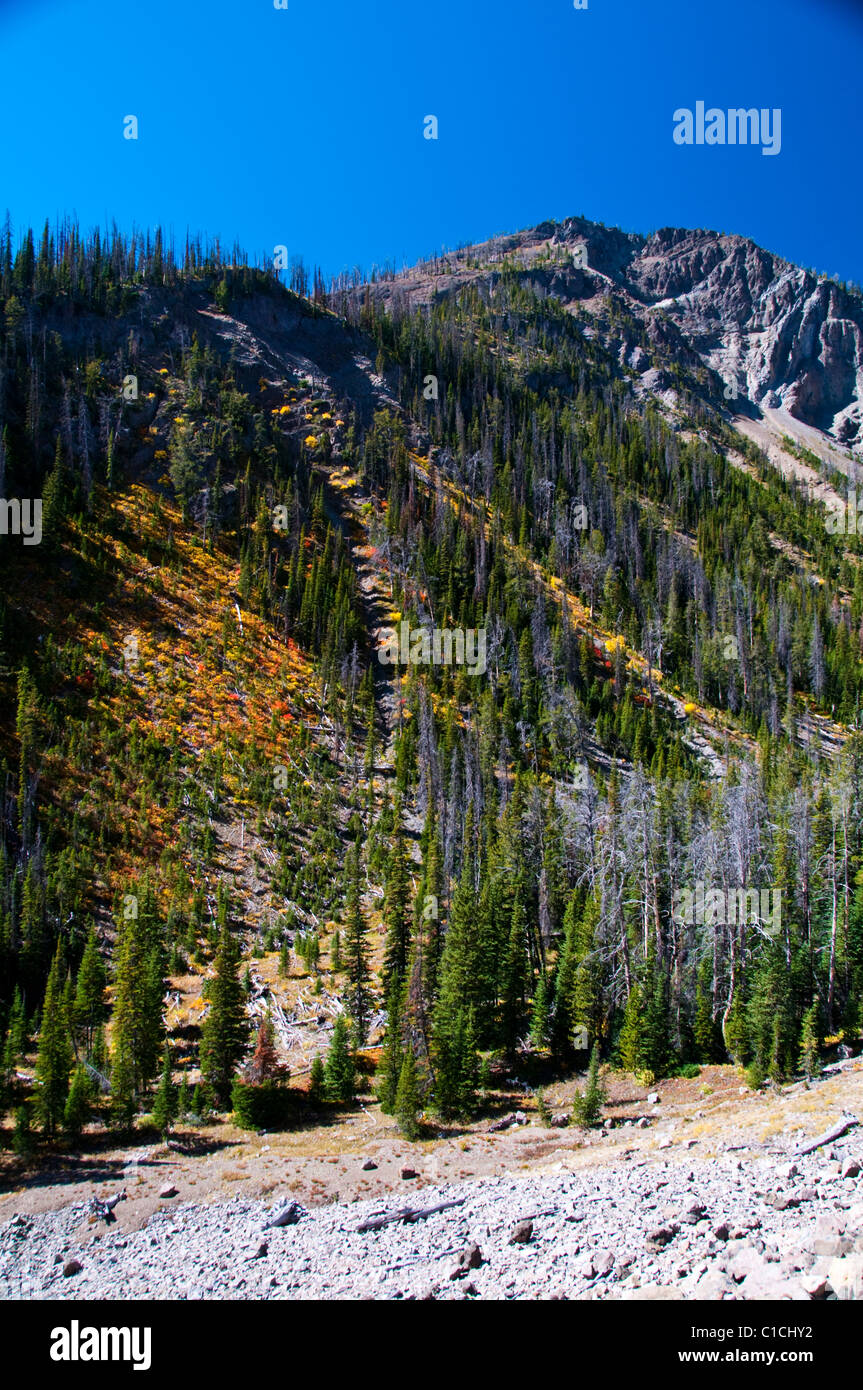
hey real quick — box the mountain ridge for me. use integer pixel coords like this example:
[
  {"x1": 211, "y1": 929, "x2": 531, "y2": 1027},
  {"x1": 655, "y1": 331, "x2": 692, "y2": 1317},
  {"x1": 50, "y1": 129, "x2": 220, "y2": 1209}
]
[{"x1": 355, "y1": 214, "x2": 863, "y2": 457}]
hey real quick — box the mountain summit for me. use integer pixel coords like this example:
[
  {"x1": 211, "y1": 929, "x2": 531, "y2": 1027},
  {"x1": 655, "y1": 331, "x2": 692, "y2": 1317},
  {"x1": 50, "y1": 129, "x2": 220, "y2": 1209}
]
[{"x1": 356, "y1": 215, "x2": 863, "y2": 458}]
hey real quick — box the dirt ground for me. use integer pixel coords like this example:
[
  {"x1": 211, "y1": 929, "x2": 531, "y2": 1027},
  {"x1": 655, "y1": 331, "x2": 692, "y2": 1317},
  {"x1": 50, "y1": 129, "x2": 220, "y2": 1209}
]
[{"x1": 2, "y1": 1062, "x2": 860, "y2": 1250}]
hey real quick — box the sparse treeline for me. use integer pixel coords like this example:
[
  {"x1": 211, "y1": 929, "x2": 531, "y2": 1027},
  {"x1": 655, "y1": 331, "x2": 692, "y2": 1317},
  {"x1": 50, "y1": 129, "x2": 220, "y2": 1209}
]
[{"x1": 351, "y1": 268, "x2": 863, "y2": 729}]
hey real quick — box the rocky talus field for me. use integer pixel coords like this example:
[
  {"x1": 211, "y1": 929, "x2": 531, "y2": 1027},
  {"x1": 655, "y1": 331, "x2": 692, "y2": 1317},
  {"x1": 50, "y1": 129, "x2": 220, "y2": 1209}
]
[{"x1": 2, "y1": 1064, "x2": 861, "y2": 1301}]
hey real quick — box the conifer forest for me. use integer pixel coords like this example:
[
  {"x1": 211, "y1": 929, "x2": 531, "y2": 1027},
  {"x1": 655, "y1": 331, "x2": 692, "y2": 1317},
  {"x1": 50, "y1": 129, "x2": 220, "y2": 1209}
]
[{"x1": 1, "y1": 214, "x2": 862, "y2": 1155}]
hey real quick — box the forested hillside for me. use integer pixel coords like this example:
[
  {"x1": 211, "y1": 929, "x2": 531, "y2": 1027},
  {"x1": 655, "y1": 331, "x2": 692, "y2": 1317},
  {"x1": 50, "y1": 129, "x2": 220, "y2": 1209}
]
[{"x1": 1, "y1": 214, "x2": 862, "y2": 1151}]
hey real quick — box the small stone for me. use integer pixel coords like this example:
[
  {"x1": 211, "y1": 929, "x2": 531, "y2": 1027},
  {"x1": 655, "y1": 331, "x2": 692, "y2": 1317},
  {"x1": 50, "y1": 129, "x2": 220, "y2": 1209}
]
[
  {"x1": 360, "y1": 1159, "x2": 378, "y2": 1171},
  {"x1": 681, "y1": 1202, "x2": 707, "y2": 1225},
  {"x1": 776, "y1": 1162, "x2": 799, "y2": 1182},
  {"x1": 658, "y1": 1137, "x2": 673, "y2": 1150},
  {"x1": 713, "y1": 1222, "x2": 730, "y2": 1242},
  {"x1": 812, "y1": 1236, "x2": 853, "y2": 1258},
  {"x1": 827, "y1": 1254, "x2": 863, "y2": 1300},
  {"x1": 449, "y1": 1243, "x2": 482, "y2": 1279},
  {"x1": 841, "y1": 1159, "x2": 861, "y2": 1180},
  {"x1": 636, "y1": 1117, "x2": 650, "y2": 1129},
  {"x1": 509, "y1": 1220, "x2": 533, "y2": 1245},
  {"x1": 63, "y1": 1258, "x2": 83, "y2": 1277},
  {"x1": 400, "y1": 1167, "x2": 417, "y2": 1180},
  {"x1": 646, "y1": 1224, "x2": 679, "y2": 1251},
  {"x1": 159, "y1": 1184, "x2": 179, "y2": 1199},
  {"x1": 801, "y1": 1271, "x2": 830, "y2": 1299},
  {"x1": 647, "y1": 1093, "x2": 660, "y2": 1105},
  {"x1": 593, "y1": 1249, "x2": 615, "y2": 1277}
]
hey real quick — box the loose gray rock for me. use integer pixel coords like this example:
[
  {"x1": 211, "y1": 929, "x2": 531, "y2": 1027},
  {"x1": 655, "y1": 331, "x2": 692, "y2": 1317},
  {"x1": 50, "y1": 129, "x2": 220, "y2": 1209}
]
[
  {"x1": 828, "y1": 1255, "x2": 863, "y2": 1300},
  {"x1": 263, "y1": 1201, "x2": 305, "y2": 1229},
  {"x1": 450, "y1": 1243, "x2": 482, "y2": 1279},
  {"x1": 646, "y1": 1224, "x2": 679, "y2": 1251}
]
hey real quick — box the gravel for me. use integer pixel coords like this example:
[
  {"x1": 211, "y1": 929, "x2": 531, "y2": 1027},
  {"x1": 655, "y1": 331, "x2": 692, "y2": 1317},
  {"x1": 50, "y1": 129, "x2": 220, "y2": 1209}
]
[{"x1": 2, "y1": 1139, "x2": 861, "y2": 1301}]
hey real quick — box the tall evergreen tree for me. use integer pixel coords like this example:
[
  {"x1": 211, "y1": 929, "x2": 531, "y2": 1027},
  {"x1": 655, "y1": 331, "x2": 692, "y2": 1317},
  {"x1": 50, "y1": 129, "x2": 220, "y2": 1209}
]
[
  {"x1": 343, "y1": 845, "x2": 372, "y2": 1047},
  {"x1": 381, "y1": 820, "x2": 412, "y2": 993},
  {"x1": 152, "y1": 1051, "x2": 177, "y2": 1135},
  {"x1": 378, "y1": 973, "x2": 404, "y2": 1114},
  {"x1": 395, "y1": 1045, "x2": 421, "y2": 1140},
  {"x1": 324, "y1": 1014, "x2": 355, "y2": 1102},
  {"x1": 200, "y1": 923, "x2": 249, "y2": 1107},
  {"x1": 73, "y1": 925, "x2": 107, "y2": 1053},
  {"x1": 34, "y1": 945, "x2": 71, "y2": 1136}
]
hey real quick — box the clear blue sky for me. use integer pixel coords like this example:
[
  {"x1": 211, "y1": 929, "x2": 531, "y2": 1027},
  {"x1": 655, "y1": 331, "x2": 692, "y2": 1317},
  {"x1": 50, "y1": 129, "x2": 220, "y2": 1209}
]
[{"x1": 1, "y1": 0, "x2": 861, "y2": 285}]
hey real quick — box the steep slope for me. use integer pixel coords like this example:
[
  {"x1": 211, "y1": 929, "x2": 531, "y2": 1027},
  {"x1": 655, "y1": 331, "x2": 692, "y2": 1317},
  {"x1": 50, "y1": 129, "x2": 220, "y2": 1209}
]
[
  {"x1": 1, "y1": 217, "x2": 863, "y2": 1179},
  {"x1": 353, "y1": 215, "x2": 863, "y2": 458}
]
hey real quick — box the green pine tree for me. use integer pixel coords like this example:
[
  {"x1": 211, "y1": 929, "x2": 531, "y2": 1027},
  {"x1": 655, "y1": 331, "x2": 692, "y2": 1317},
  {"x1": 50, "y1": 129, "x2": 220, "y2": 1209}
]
[
  {"x1": 152, "y1": 1052, "x2": 176, "y2": 1136},
  {"x1": 395, "y1": 1046, "x2": 421, "y2": 1140},
  {"x1": 111, "y1": 886, "x2": 166, "y2": 1122},
  {"x1": 799, "y1": 998, "x2": 821, "y2": 1084},
  {"x1": 176, "y1": 1071, "x2": 190, "y2": 1121},
  {"x1": 200, "y1": 924, "x2": 249, "y2": 1107},
  {"x1": 694, "y1": 957, "x2": 720, "y2": 1063},
  {"x1": 378, "y1": 973, "x2": 404, "y2": 1114},
  {"x1": 382, "y1": 821, "x2": 412, "y2": 992},
  {"x1": 324, "y1": 1014, "x2": 355, "y2": 1103},
  {"x1": 572, "y1": 1042, "x2": 606, "y2": 1128},
  {"x1": 343, "y1": 846, "x2": 372, "y2": 1048},
  {"x1": 500, "y1": 886, "x2": 529, "y2": 1055},
  {"x1": 530, "y1": 968, "x2": 550, "y2": 1050},
  {"x1": 73, "y1": 925, "x2": 107, "y2": 1052},
  {"x1": 617, "y1": 983, "x2": 643, "y2": 1073},
  {"x1": 63, "y1": 1065, "x2": 92, "y2": 1139},
  {"x1": 34, "y1": 945, "x2": 72, "y2": 1136},
  {"x1": 309, "y1": 1054, "x2": 325, "y2": 1102},
  {"x1": 431, "y1": 1006, "x2": 478, "y2": 1119}
]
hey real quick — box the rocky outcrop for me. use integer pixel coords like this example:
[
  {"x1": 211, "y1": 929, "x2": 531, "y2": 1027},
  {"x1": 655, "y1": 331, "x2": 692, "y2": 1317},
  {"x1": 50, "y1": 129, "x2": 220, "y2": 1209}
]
[
  {"x1": 365, "y1": 215, "x2": 863, "y2": 456},
  {"x1": 552, "y1": 220, "x2": 863, "y2": 452}
]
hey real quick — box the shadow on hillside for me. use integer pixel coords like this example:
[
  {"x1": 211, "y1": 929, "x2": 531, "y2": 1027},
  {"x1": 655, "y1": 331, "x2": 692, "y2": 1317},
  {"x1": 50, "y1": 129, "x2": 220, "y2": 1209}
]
[{"x1": 0, "y1": 1126, "x2": 242, "y2": 1196}]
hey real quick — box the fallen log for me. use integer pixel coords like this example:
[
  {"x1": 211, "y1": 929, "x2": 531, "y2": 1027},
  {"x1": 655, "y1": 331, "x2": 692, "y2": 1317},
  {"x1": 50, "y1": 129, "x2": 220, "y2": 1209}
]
[
  {"x1": 84, "y1": 1061, "x2": 111, "y2": 1095},
  {"x1": 820, "y1": 1058, "x2": 861, "y2": 1076},
  {"x1": 263, "y1": 1200, "x2": 306, "y2": 1229},
  {"x1": 89, "y1": 1188, "x2": 128, "y2": 1224},
  {"x1": 795, "y1": 1114, "x2": 859, "y2": 1156},
  {"x1": 356, "y1": 1198, "x2": 466, "y2": 1233}
]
